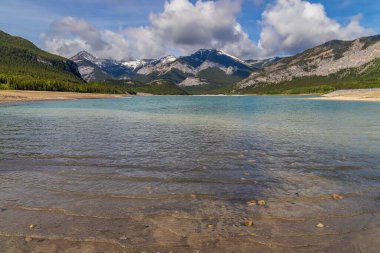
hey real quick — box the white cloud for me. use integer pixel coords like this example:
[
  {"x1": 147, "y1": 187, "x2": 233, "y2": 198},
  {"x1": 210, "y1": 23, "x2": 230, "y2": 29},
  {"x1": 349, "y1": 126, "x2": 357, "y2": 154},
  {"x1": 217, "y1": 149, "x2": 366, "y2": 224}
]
[
  {"x1": 41, "y1": 16, "x2": 130, "y2": 60},
  {"x1": 124, "y1": 27, "x2": 166, "y2": 59},
  {"x1": 126, "y1": 0, "x2": 258, "y2": 58},
  {"x1": 41, "y1": 0, "x2": 258, "y2": 59},
  {"x1": 41, "y1": 0, "x2": 374, "y2": 60},
  {"x1": 257, "y1": 0, "x2": 374, "y2": 57}
]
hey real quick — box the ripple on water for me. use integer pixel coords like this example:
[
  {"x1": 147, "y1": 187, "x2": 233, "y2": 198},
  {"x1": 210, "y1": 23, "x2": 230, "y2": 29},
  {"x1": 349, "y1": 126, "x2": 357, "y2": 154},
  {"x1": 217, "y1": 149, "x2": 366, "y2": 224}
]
[{"x1": 0, "y1": 96, "x2": 379, "y2": 252}]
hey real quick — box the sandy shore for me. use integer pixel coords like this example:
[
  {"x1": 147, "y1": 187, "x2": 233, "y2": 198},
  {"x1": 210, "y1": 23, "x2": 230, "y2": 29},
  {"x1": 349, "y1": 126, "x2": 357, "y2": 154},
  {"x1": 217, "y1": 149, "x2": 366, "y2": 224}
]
[
  {"x1": 310, "y1": 88, "x2": 380, "y2": 102},
  {"x1": 0, "y1": 90, "x2": 128, "y2": 104}
]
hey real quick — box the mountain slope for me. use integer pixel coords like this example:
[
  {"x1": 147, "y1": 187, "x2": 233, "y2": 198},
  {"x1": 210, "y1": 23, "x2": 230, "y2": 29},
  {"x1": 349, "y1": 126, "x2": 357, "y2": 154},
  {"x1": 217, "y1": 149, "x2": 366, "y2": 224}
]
[
  {"x1": 71, "y1": 51, "x2": 135, "y2": 82},
  {"x1": 70, "y1": 49, "x2": 256, "y2": 94},
  {"x1": 179, "y1": 49, "x2": 253, "y2": 78},
  {"x1": 237, "y1": 35, "x2": 380, "y2": 94},
  {"x1": 71, "y1": 51, "x2": 113, "y2": 82},
  {"x1": 0, "y1": 30, "x2": 85, "y2": 90}
]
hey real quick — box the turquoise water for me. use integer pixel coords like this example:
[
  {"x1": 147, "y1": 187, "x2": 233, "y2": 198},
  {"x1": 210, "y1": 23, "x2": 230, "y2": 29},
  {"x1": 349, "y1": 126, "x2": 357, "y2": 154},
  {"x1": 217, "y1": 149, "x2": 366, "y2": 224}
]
[{"x1": 0, "y1": 96, "x2": 379, "y2": 252}]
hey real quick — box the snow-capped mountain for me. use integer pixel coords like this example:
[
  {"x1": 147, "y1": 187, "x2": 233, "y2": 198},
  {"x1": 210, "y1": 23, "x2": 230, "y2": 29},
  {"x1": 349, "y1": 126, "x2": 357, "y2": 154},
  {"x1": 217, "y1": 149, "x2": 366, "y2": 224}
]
[
  {"x1": 71, "y1": 51, "x2": 144, "y2": 82},
  {"x1": 179, "y1": 49, "x2": 252, "y2": 73},
  {"x1": 70, "y1": 51, "x2": 111, "y2": 82},
  {"x1": 121, "y1": 59, "x2": 147, "y2": 70},
  {"x1": 71, "y1": 50, "x2": 97, "y2": 63},
  {"x1": 135, "y1": 55, "x2": 178, "y2": 75},
  {"x1": 70, "y1": 49, "x2": 257, "y2": 91}
]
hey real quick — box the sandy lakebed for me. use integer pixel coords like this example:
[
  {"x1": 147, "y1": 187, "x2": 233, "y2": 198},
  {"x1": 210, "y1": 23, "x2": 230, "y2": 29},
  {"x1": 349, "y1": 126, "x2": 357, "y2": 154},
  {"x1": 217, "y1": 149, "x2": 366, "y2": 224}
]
[{"x1": 0, "y1": 94, "x2": 379, "y2": 253}]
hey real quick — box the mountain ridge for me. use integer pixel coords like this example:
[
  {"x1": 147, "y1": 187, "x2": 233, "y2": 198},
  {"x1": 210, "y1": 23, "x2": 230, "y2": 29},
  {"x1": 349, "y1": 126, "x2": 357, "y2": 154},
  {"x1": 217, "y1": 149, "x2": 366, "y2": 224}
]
[
  {"x1": 236, "y1": 35, "x2": 380, "y2": 93},
  {"x1": 71, "y1": 48, "x2": 259, "y2": 94},
  {"x1": 1, "y1": 29, "x2": 379, "y2": 95},
  {"x1": 0, "y1": 30, "x2": 85, "y2": 90}
]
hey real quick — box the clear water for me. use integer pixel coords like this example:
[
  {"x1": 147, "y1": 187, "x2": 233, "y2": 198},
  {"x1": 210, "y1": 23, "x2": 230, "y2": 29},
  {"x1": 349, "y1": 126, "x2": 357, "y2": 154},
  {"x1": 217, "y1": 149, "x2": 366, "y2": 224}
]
[{"x1": 0, "y1": 96, "x2": 379, "y2": 252}]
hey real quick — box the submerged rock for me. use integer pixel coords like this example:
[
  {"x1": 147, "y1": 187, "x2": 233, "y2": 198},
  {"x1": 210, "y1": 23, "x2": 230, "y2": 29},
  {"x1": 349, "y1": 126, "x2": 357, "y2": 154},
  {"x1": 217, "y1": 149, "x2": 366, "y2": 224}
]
[
  {"x1": 244, "y1": 218, "x2": 253, "y2": 227},
  {"x1": 332, "y1": 194, "x2": 344, "y2": 200},
  {"x1": 316, "y1": 223, "x2": 325, "y2": 228},
  {"x1": 258, "y1": 200, "x2": 266, "y2": 206},
  {"x1": 247, "y1": 200, "x2": 257, "y2": 206}
]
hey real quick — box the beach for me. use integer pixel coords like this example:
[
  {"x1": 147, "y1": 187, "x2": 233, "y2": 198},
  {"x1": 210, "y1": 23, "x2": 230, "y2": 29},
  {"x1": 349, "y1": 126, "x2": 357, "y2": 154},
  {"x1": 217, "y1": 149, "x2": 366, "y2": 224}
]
[
  {"x1": 0, "y1": 90, "x2": 128, "y2": 104},
  {"x1": 311, "y1": 88, "x2": 380, "y2": 102}
]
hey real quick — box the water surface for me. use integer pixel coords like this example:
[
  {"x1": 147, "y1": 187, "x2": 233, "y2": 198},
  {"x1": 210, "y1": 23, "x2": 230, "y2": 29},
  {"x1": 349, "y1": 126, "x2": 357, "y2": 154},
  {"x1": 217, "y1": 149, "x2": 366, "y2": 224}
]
[{"x1": 0, "y1": 96, "x2": 379, "y2": 252}]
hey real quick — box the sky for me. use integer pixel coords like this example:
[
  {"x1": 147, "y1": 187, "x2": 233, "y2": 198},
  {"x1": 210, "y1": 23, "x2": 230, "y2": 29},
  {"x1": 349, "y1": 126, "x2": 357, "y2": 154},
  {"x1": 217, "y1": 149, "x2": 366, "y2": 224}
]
[{"x1": 0, "y1": 0, "x2": 379, "y2": 60}]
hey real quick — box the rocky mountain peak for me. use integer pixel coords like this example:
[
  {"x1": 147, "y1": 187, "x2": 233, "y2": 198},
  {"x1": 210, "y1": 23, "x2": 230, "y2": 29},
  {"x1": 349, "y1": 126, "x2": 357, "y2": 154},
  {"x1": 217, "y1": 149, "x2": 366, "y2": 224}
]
[{"x1": 71, "y1": 50, "x2": 97, "y2": 62}]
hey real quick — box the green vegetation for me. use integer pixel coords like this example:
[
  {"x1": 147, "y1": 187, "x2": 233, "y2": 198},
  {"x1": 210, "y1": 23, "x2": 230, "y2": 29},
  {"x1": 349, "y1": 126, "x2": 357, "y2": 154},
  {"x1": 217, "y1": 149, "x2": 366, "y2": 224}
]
[
  {"x1": 0, "y1": 31, "x2": 187, "y2": 95},
  {"x1": 0, "y1": 30, "x2": 88, "y2": 90},
  {"x1": 0, "y1": 31, "x2": 131, "y2": 94},
  {"x1": 1, "y1": 30, "x2": 379, "y2": 96},
  {"x1": 237, "y1": 59, "x2": 380, "y2": 95}
]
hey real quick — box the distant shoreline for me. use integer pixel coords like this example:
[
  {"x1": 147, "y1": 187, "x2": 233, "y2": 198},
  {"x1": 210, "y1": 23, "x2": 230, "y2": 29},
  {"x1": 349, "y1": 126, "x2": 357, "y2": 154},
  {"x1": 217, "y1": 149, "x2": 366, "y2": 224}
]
[
  {"x1": 309, "y1": 88, "x2": 380, "y2": 102},
  {"x1": 2, "y1": 89, "x2": 380, "y2": 104},
  {"x1": 0, "y1": 90, "x2": 129, "y2": 104}
]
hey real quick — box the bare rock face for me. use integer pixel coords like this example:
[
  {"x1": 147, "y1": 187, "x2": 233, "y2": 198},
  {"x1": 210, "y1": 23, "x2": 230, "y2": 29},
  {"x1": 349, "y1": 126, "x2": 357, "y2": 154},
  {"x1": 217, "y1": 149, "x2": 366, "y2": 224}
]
[
  {"x1": 238, "y1": 35, "x2": 380, "y2": 89},
  {"x1": 179, "y1": 77, "x2": 208, "y2": 87}
]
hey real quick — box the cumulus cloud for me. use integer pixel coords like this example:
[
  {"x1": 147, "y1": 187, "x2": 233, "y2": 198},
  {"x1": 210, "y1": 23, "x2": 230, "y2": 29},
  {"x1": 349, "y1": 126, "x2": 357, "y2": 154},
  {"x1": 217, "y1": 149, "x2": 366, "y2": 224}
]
[
  {"x1": 125, "y1": 0, "x2": 258, "y2": 58},
  {"x1": 42, "y1": 0, "x2": 258, "y2": 59},
  {"x1": 257, "y1": 0, "x2": 374, "y2": 57},
  {"x1": 41, "y1": 0, "x2": 374, "y2": 60},
  {"x1": 41, "y1": 16, "x2": 130, "y2": 60}
]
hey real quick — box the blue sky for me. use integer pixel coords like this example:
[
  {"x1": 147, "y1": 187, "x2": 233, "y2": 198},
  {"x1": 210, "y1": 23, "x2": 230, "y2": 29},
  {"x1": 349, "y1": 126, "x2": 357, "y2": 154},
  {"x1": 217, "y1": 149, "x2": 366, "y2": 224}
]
[{"x1": 1, "y1": 0, "x2": 379, "y2": 59}]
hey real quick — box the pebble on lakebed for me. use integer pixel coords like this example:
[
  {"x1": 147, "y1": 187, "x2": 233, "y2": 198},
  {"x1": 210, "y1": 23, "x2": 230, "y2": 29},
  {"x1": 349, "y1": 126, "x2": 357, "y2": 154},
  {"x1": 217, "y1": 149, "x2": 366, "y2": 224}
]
[
  {"x1": 316, "y1": 223, "x2": 325, "y2": 228},
  {"x1": 332, "y1": 194, "x2": 344, "y2": 200},
  {"x1": 258, "y1": 200, "x2": 266, "y2": 206},
  {"x1": 247, "y1": 200, "x2": 257, "y2": 206},
  {"x1": 244, "y1": 218, "x2": 254, "y2": 227}
]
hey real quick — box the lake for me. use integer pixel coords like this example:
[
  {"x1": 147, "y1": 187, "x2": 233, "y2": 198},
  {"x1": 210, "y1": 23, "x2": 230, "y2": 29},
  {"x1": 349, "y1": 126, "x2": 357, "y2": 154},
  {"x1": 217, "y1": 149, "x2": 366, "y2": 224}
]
[{"x1": 0, "y1": 96, "x2": 379, "y2": 252}]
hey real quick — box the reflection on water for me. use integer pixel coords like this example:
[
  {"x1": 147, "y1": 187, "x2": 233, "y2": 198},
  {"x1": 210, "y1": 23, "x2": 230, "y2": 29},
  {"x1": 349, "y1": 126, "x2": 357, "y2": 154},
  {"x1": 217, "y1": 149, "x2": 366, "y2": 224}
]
[{"x1": 0, "y1": 96, "x2": 379, "y2": 252}]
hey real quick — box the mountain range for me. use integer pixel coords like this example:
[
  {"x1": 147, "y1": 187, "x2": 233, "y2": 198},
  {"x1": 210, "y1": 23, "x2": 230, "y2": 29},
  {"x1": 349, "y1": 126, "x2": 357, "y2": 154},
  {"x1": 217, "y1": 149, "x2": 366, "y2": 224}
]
[
  {"x1": 71, "y1": 48, "x2": 259, "y2": 94},
  {"x1": 71, "y1": 34, "x2": 380, "y2": 94},
  {"x1": 0, "y1": 29, "x2": 379, "y2": 95},
  {"x1": 236, "y1": 35, "x2": 380, "y2": 94}
]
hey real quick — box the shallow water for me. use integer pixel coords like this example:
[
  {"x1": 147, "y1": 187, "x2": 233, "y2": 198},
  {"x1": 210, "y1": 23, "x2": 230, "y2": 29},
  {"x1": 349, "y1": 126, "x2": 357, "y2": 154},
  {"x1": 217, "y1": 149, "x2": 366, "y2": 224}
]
[{"x1": 0, "y1": 96, "x2": 379, "y2": 252}]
